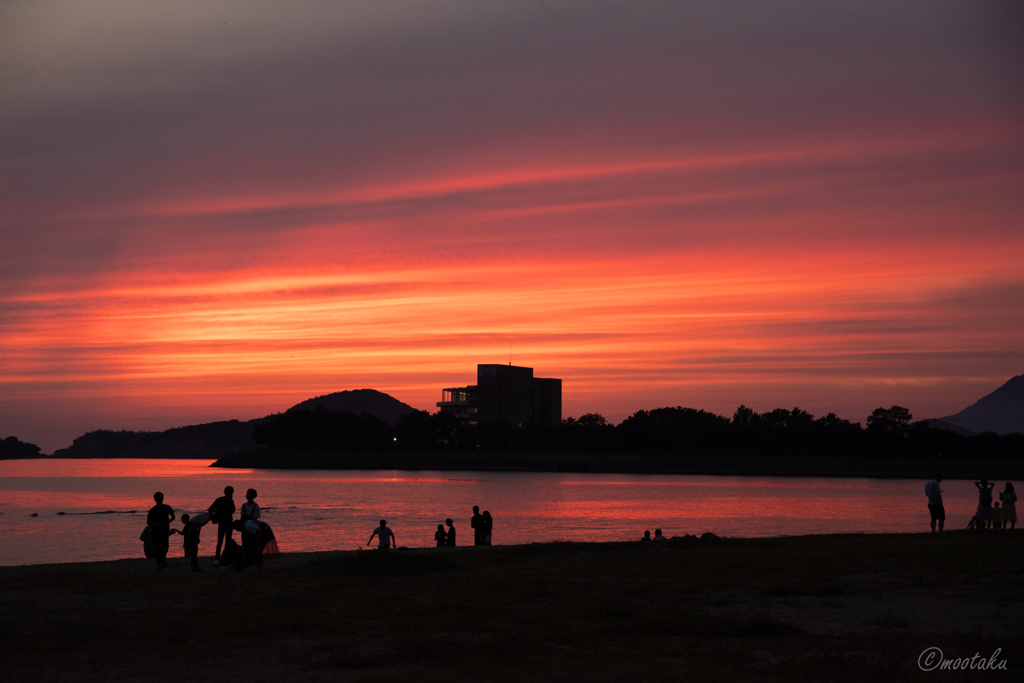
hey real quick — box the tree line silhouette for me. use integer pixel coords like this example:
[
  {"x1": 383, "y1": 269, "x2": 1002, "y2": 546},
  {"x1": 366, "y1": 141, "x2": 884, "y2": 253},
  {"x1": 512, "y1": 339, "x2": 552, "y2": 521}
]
[
  {"x1": 0, "y1": 436, "x2": 42, "y2": 460},
  {"x1": 252, "y1": 405, "x2": 1024, "y2": 460},
  {"x1": 48, "y1": 420, "x2": 258, "y2": 459}
]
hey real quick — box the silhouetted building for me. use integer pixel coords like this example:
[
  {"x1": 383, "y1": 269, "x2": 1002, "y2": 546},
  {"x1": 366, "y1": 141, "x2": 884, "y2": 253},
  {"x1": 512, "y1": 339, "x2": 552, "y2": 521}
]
[{"x1": 437, "y1": 364, "x2": 562, "y2": 427}]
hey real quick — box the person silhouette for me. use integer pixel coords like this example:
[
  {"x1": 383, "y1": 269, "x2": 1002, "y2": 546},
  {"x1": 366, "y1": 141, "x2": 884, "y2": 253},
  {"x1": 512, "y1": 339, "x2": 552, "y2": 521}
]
[
  {"x1": 976, "y1": 479, "x2": 995, "y2": 529},
  {"x1": 925, "y1": 473, "x2": 944, "y2": 533},
  {"x1": 482, "y1": 510, "x2": 493, "y2": 546},
  {"x1": 641, "y1": 530, "x2": 652, "y2": 543},
  {"x1": 435, "y1": 524, "x2": 446, "y2": 547},
  {"x1": 140, "y1": 524, "x2": 154, "y2": 558},
  {"x1": 173, "y1": 512, "x2": 211, "y2": 572},
  {"x1": 471, "y1": 506, "x2": 484, "y2": 546},
  {"x1": 231, "y1": 519, "x2": 253, "y2": 568},
  {"x1": 445, "y1": 518, "x2": 456, "y2": 547},
  {"x1": 653, "y1": 529, "x2": 666, "y2": 542},
  {"x1": 368, "y1": 519, "x2": 396, "y2": 549},
  {"x1": 146, "y1": 492, "x2": 175, "y2": 571},
  {"x1": 232, "y1": 516, "x2": 278, "y2": 569},
  {"x1": 208, "y1": 486, "x2": 236, "y2": 566},
  {"x1": 999, "y1": 483, "x2": 1017, "y2": 530},
  {"x1": 220, "y1": 531, "x2": 244, "y2": 569},
  {"x1": 240, "y1": 488, "x2": 260, "y2": 522}
]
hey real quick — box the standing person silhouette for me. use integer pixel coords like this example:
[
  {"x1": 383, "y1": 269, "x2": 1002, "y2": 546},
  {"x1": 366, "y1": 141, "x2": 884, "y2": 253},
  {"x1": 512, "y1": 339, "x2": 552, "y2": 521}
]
[
  {"x1": 368, "y1": 520, "x2": 396, "y2": 549},
  {"x1": 976, "y1": 479, "x2": 995, "y2": 529},
  {"x1": 925, "y1": 473, "x2": 944, "y2": 533},
  {"x1": 173, "y1": 512, "x2": 211, "y2": 572},
  {"x1": 240, "y1": 488, "x2": 260, "y2": 522},
  {"x1": 147, "y1": 492, "x2": 175, "y2": 571},
  {"x1": 208, "y1": 486, "x2": 235, "y2": 566},
  {"x1": 471, "y1": 506, "x2": 484, "y2": 546},
  {"x1": 1000, "y1": 483, "x2": 1017, "y2": 530},
  {"x1": 481, "y1": 510, "x2": 493, "y2": 546},
  {"x1": 435, "y1": 524, "x2": 447, "y2": 547},
  {"x1": 445, "y1": 518, "x2": 456, "y2": 547}
]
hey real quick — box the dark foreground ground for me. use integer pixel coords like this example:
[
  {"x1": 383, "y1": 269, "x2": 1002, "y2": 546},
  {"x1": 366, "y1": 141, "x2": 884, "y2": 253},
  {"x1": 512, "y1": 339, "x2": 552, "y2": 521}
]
[{"x1": 2, "y1": 532, "x2": 1020, "y2": 682}]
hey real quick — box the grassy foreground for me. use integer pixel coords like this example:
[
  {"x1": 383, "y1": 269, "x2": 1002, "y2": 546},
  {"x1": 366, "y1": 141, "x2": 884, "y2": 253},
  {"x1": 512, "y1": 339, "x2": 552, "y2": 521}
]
[{"x1": 2, "y1": 532, "x2": 1020, "y2": 682}]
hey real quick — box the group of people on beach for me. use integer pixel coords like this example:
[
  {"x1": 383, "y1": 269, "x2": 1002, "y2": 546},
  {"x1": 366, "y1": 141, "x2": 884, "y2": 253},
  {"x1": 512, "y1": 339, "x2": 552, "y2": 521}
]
[
  {"x1": 144, "y1": 489, "x2": 498, "y2": 567},
  {"x1": 142, "y1": 486, "x2": 278, "y2": 572},
  {"x1": 925, "y1": 474, "x2": 1017, "y2": 532},
  {"x1": 968, "y1": 479, "x2": 1016, "y2": 531},
  {"x1": 141, "y1": 474, "x2": 1021, "y2": 567},
  {"x1": 436, "y1": 506, "x2": 494, "y2": 547},
  {"x1": 366, "y1": 505, "x2": 495, "y2": 550}
]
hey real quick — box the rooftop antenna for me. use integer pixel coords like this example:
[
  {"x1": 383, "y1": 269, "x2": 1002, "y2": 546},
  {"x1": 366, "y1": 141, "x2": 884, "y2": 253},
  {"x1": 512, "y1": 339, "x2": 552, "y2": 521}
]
[{"x1": 509, "y1": 345, "x2": 512, "y2": 366}]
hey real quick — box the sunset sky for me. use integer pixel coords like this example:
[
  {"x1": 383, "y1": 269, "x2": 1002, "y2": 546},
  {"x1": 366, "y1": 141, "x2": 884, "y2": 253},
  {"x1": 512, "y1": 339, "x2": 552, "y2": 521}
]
[{"x1": 2, "y1": 1, "x2": 1023, "y2": 453}]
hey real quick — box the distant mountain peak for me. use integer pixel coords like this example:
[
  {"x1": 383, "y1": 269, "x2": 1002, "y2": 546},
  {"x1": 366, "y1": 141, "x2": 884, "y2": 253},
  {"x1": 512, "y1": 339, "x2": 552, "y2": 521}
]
[
  {"x1": 287, "y1": 389, "x2": 417, "y2": 425},
  {"x1": 942, "y1": 374, "x2": 1024, "y2": 435}
]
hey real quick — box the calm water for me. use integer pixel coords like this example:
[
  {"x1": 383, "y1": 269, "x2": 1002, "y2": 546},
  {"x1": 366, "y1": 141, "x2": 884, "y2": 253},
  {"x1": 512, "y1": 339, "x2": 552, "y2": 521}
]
[{"x1": 0, "y1": 459, "x2": 993, "y2": 566}]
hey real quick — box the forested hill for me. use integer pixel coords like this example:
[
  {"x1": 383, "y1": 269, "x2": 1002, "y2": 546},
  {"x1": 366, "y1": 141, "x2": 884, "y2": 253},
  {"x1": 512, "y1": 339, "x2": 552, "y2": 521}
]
[
  {"x1": 288, "y1": 389, "x2": 416, "y2": 425},
  {"x1": 50, "y1": 419, "x2": 260, "y2": 459},
  {"x1": 45, "y1": 389, "x2": 418, "y2": 458},
  {"x1": 0, "y1": 436, "x2": 43, "y2": 460}
]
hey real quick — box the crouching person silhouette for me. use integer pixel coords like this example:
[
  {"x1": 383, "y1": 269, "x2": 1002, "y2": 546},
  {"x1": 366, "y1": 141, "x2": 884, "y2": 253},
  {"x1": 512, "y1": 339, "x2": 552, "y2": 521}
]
[{"x1": 233, "y1": 517, "x2": 278, "y2": 570}]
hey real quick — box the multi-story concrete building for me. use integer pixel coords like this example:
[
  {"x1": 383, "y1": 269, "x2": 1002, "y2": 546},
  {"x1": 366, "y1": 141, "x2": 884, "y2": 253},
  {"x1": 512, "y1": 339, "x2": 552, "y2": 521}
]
[{"x1": 437, "y1": 364, "x2": 562, "y2": 427}]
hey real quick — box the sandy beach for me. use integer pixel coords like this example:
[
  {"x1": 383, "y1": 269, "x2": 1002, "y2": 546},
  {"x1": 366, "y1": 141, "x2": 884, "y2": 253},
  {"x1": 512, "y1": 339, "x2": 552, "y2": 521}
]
[{"x1": 2, "y1": 531, "x2": 1019, "y2": 682}]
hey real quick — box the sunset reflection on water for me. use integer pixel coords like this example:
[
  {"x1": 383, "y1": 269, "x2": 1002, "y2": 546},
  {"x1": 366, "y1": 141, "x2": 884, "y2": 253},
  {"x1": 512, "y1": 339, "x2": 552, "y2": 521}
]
[{"x1": 0, "y1": 459, "x2": 990, "y2": 566}]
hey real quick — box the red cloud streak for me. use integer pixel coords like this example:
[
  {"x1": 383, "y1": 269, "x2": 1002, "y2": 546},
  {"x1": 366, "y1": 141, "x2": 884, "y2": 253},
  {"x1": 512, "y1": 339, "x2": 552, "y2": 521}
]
[{"x1": 2, "y1": 2, "x2": 1022, "y2": 452}]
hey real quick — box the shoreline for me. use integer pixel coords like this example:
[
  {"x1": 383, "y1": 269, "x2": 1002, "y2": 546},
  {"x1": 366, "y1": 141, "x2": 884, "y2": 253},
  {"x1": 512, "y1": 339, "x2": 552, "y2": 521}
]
[
  {"x1": 0, "y1": 529, "x2": 996, "y2": 573},
  {"x1": 7, "y1": 453, "x2": 1022, "y2": 479},
  {"x1": 209, "y1": 450, "x2": 1024, "y2": 479},
  {"x1": 0, "y1": 538, "x2": 723, "y2": 572},
  {"x1": 0, "y1": 546, "x2": 368, "y2": 575}
]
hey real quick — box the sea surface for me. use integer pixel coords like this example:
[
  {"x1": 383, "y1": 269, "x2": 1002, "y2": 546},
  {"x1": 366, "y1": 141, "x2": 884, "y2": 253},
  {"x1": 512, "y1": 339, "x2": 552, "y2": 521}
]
[{"x1": 0, "y1": 459, "x2": 995, "y2": 566}]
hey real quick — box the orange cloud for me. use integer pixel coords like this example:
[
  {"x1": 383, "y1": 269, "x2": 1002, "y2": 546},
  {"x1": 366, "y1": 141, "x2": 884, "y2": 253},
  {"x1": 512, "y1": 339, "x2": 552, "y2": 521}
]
[{"x1": 3, "y1": 3, "x2": 1023, "y2": 453}]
